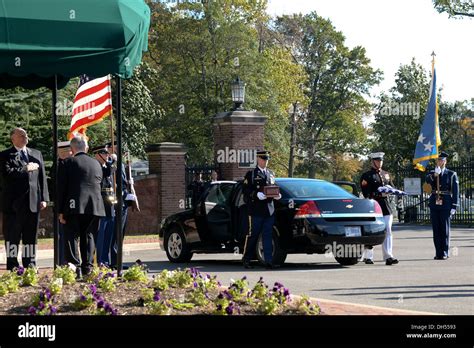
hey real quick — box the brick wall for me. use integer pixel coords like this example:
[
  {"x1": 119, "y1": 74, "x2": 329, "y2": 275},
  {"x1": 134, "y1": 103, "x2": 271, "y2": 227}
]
[
  {"x1": 125, "y1": 174, "x2": 159, "y2": 235},
  {"x1": 147, "y1": 143, "x2": 187, "y2": 224}
]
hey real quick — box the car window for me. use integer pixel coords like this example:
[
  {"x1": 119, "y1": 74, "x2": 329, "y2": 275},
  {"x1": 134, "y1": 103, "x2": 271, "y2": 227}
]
[
  {"x1": 277, "y1": 180, "x2": 355, "y2": 198},
  {"x1": 205, "y1": 183, "x2": 234, "y2": 205}
]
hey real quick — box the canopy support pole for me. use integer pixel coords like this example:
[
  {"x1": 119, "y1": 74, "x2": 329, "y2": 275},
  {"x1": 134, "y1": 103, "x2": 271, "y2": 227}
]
[
  {"x1": 52, "y1": 75, "x2": 59, "y2": 269},
  {"x1": 115, "y1": 75, "x2": 123, "y2": 276}
]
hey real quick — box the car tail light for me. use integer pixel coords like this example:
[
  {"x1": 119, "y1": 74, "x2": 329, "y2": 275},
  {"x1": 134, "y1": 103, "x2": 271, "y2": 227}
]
[
  {"x1": 295, "y1": 201, "x2": 321, "y2": 219},
  {"x1": 373, "y1": 200, "x2": 383, "y2": 216}
]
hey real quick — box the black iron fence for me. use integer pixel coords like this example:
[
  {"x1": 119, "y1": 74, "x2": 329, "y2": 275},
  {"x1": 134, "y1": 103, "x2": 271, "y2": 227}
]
[
  {"x1": 185, "y1": 165, "x2": 218, "y2": 209},
  {"x1": 394, "y1": 157, "x2": 473, "y2": 226}
]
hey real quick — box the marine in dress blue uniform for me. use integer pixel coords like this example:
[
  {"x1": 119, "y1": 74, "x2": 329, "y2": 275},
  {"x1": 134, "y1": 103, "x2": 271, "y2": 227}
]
[
  {"x1": 360, "y1": 152, "x2": 399, "y2": 265},
  {"x1": 242, "y1": 150, "x2": 281, "y2": 269},
  {"x1": 425, "y1": 151, "x2": 459, "y2": 260}
]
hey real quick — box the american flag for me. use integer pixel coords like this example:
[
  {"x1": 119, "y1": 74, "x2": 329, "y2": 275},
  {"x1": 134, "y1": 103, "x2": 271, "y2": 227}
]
[{"x1": 68, "y1": 75, "x2": 112, "y2": 139}]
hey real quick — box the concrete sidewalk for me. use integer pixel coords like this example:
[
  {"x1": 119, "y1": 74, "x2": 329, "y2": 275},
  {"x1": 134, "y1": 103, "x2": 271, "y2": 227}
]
[{"x1": 312, "y1": 296, "x2": 442, "y2": 315}]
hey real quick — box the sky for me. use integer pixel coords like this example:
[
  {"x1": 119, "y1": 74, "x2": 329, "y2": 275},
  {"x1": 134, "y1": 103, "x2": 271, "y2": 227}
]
[{"x1": 267, "y1": 0, "x2": 473, "y2": 104}]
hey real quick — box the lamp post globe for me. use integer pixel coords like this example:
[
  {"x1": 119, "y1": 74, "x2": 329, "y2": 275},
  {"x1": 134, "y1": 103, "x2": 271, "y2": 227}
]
[{"x1": 231, "y1": 76, "x2": 246, "y2": 110}]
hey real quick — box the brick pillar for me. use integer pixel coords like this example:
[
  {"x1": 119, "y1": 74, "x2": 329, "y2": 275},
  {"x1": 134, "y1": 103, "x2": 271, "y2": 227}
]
[
  {"x1": 213, "y1": 110, "x2": 267, "y2": 180},
  {"x1": 146, "y1": 142, "x2": 187, "y2": 223}
]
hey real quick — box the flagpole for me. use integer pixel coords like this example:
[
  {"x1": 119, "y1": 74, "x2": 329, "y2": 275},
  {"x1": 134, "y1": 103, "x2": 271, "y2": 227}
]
[
  {"x1": 115, "y1": 75, "x2": 124, "y2": 276},
  {"x1": 108, "y1": 76, "x2": 117, "y2": 202},
  {"x1": 431, "y1": 51, "x2": 441, "y2": 202},
  {"x1": 52, "y1": 75, "x2": 59, "y2": 269}
]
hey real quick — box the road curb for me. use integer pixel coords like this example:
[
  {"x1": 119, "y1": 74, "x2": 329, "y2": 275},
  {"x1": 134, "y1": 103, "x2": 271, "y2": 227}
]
[
  {"x1": 0, "y1": 242, "x2": 161, "y2": 262},
  {"x1": 303, "y1": 295, "x2": 444, "y2": 315}
]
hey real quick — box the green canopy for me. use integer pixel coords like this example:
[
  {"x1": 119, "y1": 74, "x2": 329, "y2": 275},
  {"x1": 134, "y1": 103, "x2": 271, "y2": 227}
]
[{"x1": 0, "y1": 0, "x2": 150, "y2": 89}]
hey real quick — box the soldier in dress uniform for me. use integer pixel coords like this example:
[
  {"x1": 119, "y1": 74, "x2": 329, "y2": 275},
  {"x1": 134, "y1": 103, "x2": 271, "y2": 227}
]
[
  {"x1": 241, "y1": 150, "x2": 281, "y2": 269},
  {"x1": 54, "y1": 141, "x2": 72, "y2": 265},
  {"x1": 425, "y1": 151, "x2": 459, "y2": 260},
  {"x1": 360, "y1": 152, "x2": 399, "y2": 265},
  {"x1": 92, "y1": 145, "x2": 117, "y2": 266},
  {"x1": 105, "y1": 142, "x2": 131, "y2": 269}
]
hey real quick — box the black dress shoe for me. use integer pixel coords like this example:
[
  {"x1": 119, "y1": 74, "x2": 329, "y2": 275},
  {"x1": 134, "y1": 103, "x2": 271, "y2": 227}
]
[
  {"x1": 434, "y1": 256, "x2": 448, "y2": 260},
  {"x1": 265, "y1": 263, "x2": 280, "y2": 269},
  {"x1": 75, "y1": 268, "x2": 82, "y2": 280},
  {"x1": 385, "y1": 257, "x2": 399, "y2": 265},
  {"x1": 243, "y1": 260, "x2": 253, "y2": 269},
  {"x1": 364, "y1": 258, "x2": 374, "y2": 264}
]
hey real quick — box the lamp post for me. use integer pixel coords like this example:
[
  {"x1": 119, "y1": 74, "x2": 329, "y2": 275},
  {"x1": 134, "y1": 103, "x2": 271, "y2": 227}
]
[{"x1": 231, "y1": 76, "x2": 246, "y2": 110}]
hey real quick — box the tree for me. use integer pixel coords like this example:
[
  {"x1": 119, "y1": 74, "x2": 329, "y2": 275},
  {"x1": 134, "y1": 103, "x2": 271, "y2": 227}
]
[
  {"x1": 144, "y1": 0, "x2": 306, "y2": 175},
  {"x1": 372, "y1": 58, "x2": 473, "y2": 172},
  {"x1": 274, "y1": 13, "x2": 381, "y2": 178},
  {"x1": 433, "y1": 0, "x2": 474, "y2": 18},
  {"x1": 437, "y1": 99, "x2": 474, "y2": 161},
  {"x1": 327, "y1": 152, "x2": 362, "y2": 181},
  {"x1": 372, "y1": 58, "x2": 430, "y2": 172},
  {"x1": 110, "y1": 63, "x2": 161, "y2": 158}
]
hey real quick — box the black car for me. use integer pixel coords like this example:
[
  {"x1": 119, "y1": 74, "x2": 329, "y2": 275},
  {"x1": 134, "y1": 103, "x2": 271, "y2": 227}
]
[{"x1": 159, "y1": 178, "x2": 386, "y2": 266}]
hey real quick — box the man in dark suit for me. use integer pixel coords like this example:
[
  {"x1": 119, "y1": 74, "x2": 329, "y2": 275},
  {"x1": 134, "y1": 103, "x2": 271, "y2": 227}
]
[
  {"x1": 425, "y1": 151, "x2": 459, "y2": 260},
  {"x1": 58, "y1": 136, "x2": 105, "y2": 278},
  {"x1": 0, "y1": 127, "x2": 49, "y2": 270}
]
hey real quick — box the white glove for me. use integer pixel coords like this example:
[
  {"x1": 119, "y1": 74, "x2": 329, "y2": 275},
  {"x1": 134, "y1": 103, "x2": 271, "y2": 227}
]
[
  {"x1": 274, "y1": 193, "x2": 282, "y2": 200},
  {"x1": 110, "y1": 154, "x2": 117, "y2": 161},
  {"x1": 25, "y1": 163, "x2": 39, "y2": 172},
  {"x1": 434, "y1": 166, "x2": 441, "y2": 175},
  {"x1": 257, "y1": 192, "x2": 267, "y2": 200},
  {"x1": 450, "y1": 209, "x2": 456, "y2": 216},
  {"x1": 129, "y1": 177, "x2": 134, "y2": 185}
]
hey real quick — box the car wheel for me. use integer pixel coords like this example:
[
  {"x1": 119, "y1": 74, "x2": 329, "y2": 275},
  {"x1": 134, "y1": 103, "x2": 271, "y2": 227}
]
[
  {"x1": 256, "y1": 229, "x2": 287, "y2": 266},
  {"x1": 164, "y1": 226, "x2": 193, "y2": 263},
  {"x1": 334, "y1": 256, "x2": 360, "y2": 266}
]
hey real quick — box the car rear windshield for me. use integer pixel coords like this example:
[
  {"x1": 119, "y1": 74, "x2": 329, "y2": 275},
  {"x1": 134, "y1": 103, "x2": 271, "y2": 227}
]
[{"x1": 277, "y1": 180, "x2": 355, "y2": 199}]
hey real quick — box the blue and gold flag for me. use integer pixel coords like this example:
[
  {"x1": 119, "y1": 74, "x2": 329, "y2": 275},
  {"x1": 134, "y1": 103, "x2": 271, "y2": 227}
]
[{"x1": 413, "y1": 58, "x2": 441, "y2": 171}]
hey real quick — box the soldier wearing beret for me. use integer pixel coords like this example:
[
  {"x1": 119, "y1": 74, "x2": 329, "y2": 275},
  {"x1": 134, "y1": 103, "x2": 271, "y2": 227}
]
[
  {"x1": 360, "y1": 152, "x2": 399, "y2": 265},
  {"x1": 241, "y1": 150, "x2": 281, "y2": 269},
  {"x1": 425, "y1": 151, "x2": 459, "y2": 260}
]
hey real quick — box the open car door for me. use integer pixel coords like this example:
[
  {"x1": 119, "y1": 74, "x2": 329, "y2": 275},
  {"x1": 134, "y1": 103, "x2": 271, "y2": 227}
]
[
  {"x1": 203, "y1": 183, "x2": 235, "y2": 243},
  {"x1": 332, "y1": 181, "x2": 360, "y2": 197}
]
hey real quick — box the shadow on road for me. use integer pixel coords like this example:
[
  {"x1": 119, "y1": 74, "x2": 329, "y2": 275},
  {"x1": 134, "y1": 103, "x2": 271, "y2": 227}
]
[
  {"x1": 314, "y1": 283, "x2": 474, "y2": 300},
  {"x1": 135, "y1": 259, "x2": 347, "y2": 274}
]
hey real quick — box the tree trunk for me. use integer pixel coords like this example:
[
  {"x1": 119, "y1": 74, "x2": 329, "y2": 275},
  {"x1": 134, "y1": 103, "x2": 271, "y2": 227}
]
[
  {"x1": 308, "y1": 165, "x2": 316, "y2": 179},
  {"x1": 288, "y1": 102, "x2": 297, "y2": 177}
]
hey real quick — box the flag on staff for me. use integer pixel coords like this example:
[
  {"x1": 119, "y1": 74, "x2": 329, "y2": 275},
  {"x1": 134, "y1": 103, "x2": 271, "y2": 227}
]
[
  {"x1": 68, "y1": 75, "x2": 112, "y2": 139},
  {"x1": 413, "y1": 55, "x2": 441, "y2": 171}
]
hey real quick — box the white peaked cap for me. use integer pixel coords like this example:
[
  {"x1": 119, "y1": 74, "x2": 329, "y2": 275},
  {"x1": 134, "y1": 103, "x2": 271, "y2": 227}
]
[{"x1": 369, "y1": 152, "x2": 385, "y2": 160}]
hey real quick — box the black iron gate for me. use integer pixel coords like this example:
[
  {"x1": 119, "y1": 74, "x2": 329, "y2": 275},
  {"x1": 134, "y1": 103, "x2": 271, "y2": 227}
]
[
  {"x1": 185, "y1": 165, "x2": 218, "y2": 209},
  {"x1": 395, "y1": 157, "x2": 473, "y2": 226}
]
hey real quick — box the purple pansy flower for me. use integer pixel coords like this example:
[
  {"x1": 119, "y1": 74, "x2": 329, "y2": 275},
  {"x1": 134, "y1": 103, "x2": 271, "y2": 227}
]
[
  {"x1": 225, "y1": 305, "x2": 234, "y2": 315},
  {"x1": 153, "y1": 291, "x2": 161, "y2": 302}
]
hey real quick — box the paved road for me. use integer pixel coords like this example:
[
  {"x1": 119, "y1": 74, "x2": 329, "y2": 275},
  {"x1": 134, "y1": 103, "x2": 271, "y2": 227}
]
[{"x1": 39, "y1": 224, "x2": 474, "y2": 314}]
